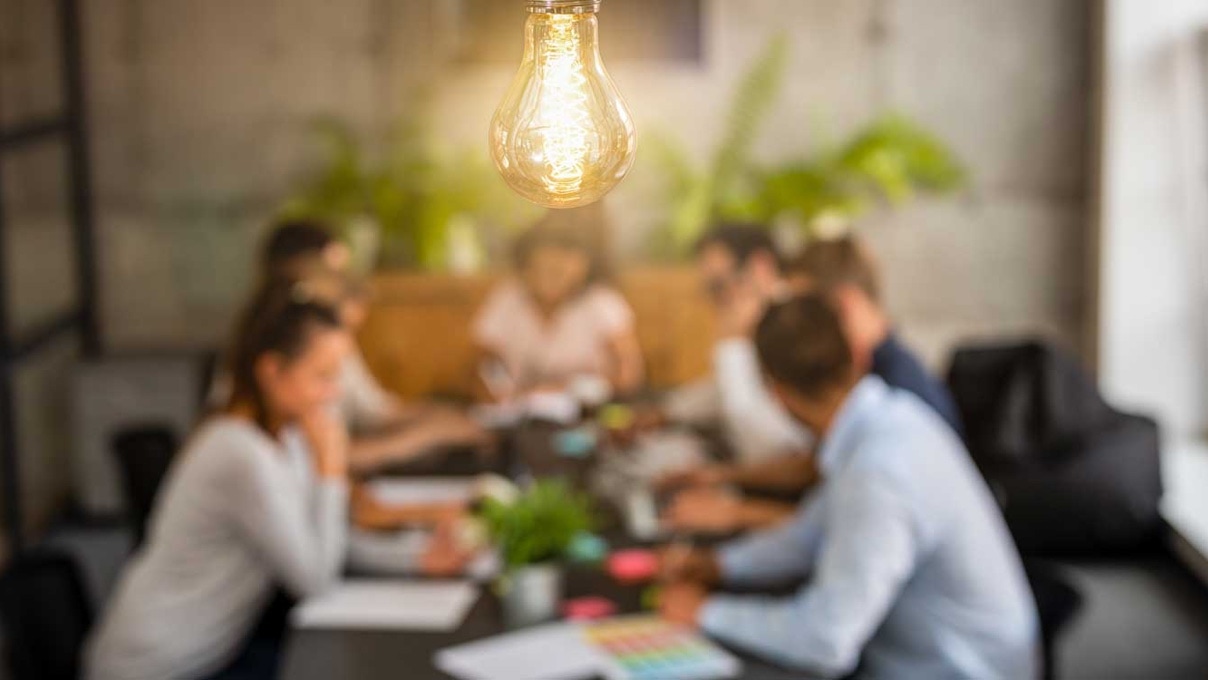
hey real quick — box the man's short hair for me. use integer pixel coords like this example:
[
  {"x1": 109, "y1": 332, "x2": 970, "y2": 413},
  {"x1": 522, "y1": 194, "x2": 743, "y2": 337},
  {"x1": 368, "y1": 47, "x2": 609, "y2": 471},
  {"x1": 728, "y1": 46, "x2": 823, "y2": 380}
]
[
  {"x1": 755, "y1": 293, "x2": 854, "y2": 399},
  {"x1": 788, "y1": 235, "x2": 881, "y2": 302},
  {"x1": 261, "y1": 220, "x2": 337, "y2": 276},
  {"x1": 693, "y1": 222, "x2": 782, "y2": 270}
]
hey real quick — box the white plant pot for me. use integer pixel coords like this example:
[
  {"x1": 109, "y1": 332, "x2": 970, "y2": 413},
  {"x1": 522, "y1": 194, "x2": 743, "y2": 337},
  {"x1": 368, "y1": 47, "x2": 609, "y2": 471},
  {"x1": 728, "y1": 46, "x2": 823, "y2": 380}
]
[
  {"x1": 344, "y1": 215, "x2": 381, "y2": 275},
  {"x1": 447, "y1": 214, "x2": 485, "y2": 274},
  {"x1": 501, "y1": 563, "x2": 563, "y2": 627}
]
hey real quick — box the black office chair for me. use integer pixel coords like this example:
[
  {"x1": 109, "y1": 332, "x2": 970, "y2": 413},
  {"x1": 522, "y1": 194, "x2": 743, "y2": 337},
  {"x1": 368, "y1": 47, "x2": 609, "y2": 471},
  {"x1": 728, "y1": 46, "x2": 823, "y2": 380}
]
[
  {"x1": 0, "y1": 548, "x2": 94, "y2": 680},
  {"x1": 111, "y1": 424, "x2": 179, "y2": 548},
  {"x1": 1025, "y1": 560, "x2": 1085, "y2": 680}
]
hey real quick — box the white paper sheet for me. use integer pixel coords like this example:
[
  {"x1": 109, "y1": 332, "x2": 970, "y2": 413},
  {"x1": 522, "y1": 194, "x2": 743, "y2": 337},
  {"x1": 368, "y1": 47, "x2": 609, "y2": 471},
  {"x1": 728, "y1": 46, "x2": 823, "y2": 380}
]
[
  {"x1": 366, "y1": 478, "x2": 478, "y2": 506},
  {"x1": 346, "y1": 529, "x2": 502, "y2": 581},
  {"x1": 345, "y1": 528, "x2": 431, "y2": 575},
  {"x1": 435, "y1": 623, "x2": 603, "y2": 680},
  {"x1": 470, "y1": 402, "x2": 526, "y2": 429},
  {"x1": 292, "y1": 580, "x2": 478, "y2": 631},
  {"x1": 470, "y1": 391, "x2": 580, "y2": 428}
]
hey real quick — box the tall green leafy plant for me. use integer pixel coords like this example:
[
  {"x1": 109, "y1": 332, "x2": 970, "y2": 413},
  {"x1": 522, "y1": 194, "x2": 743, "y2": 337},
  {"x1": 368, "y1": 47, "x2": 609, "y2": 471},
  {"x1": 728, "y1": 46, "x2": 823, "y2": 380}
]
[
  {"x1": 644, "y1": 35, "x2": 966, "y2": 259},
  {"x1": 280, "y1": 105, "x2": 539, "y2": 270},
  {"x1": 478, "y1": 481, "x2": 593, "y2": 570},
  {"x1": 757, "y1": 114, "x2": 967, "y2": 231},
  {"x1": 646, "y1": 35, "x2": 789, "y2": 257}
]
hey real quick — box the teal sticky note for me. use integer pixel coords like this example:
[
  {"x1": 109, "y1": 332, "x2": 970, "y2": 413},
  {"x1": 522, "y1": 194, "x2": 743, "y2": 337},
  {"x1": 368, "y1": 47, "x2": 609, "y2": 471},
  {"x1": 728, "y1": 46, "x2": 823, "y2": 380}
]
[{"x1": 567, "y1": 531, "x2": 609, "y2": 563}]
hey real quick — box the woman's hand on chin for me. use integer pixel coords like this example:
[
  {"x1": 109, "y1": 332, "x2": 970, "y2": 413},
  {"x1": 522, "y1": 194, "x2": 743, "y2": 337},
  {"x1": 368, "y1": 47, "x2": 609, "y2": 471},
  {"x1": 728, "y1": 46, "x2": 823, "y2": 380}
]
[{"x1": 300, "y1": 409, "x2": 349, "y2": 479}]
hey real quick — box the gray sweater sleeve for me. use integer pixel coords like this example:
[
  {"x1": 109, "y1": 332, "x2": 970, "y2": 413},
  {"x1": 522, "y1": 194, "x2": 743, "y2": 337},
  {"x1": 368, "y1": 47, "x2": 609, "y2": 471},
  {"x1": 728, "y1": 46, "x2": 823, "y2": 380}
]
[{"x1": 222, "y1": 440, "x2": 349, "y2": 598}]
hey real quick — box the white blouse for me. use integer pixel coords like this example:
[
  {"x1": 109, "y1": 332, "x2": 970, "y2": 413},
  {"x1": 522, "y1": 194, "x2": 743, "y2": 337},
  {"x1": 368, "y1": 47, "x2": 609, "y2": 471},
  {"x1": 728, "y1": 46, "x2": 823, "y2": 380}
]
[{"x1": 473, "y1": 280, "x2": 635, "y2": 389}]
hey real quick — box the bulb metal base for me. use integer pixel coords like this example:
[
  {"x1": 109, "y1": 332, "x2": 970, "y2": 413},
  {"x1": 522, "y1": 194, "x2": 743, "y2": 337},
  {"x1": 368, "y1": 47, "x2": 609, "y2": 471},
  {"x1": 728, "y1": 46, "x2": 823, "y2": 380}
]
[{"x1": 526, "y1": 0, "x2": 600, "y2": 14}]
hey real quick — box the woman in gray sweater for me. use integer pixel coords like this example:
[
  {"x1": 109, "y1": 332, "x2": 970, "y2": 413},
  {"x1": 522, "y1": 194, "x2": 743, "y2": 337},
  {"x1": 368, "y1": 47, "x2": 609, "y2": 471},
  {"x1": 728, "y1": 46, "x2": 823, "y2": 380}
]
[{"x1": 88, "y1": 280, "x2": 352, "y2": 680}]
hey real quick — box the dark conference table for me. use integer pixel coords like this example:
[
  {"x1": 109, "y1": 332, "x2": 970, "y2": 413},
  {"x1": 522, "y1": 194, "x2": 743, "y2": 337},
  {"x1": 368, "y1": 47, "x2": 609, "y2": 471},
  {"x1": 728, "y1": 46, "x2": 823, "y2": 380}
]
[
  {"x1": 280, "y1": 566, "x2": 804, "y2": 680},
  {"x1": 281, "y1": 421, "x2": 806, "y2": 680}
]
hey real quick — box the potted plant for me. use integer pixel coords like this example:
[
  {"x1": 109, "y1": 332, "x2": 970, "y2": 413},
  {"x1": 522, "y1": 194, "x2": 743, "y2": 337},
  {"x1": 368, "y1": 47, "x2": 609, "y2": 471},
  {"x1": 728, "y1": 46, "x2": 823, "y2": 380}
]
[{"x1": 478, "y1": 480, "x2": 593, "y2": 626}]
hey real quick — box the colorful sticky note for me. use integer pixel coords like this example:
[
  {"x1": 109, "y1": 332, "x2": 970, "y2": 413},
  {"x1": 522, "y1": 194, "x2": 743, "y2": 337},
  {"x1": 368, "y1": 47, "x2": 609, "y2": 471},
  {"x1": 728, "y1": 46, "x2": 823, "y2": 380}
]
[
  {"x1": 598, "y1": 404, "x2": 635, "y2": 431},
  {"x1": 553, "y1": 427, "x2": 597, "y2": 458},
  {"x1": 607, "y1": 549, "x2": 660, "y2": 583},
  {"x1": 567, "y1": 532, "x2": 609, "y2": 563},
  {"x1": 562, "y1": 596, "x2": 618, "y2": 621},
  {"x1": 640, "y1": 585, "x2": 662, "y2": 611}
]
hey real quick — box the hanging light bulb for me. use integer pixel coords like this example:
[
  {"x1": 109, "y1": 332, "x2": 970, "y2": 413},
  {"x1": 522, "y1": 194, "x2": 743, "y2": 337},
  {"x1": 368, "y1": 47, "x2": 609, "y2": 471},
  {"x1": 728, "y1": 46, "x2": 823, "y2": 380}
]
[{"x1": 490, "y1": 0, "x2": 636, "y2": 209}]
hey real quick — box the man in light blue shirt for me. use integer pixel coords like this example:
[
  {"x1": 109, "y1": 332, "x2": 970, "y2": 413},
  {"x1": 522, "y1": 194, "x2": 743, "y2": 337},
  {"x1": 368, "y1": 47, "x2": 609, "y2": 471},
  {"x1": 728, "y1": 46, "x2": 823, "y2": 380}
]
[{"x1": 659, "y1": 294, "x2": 1038, "y2": 679}]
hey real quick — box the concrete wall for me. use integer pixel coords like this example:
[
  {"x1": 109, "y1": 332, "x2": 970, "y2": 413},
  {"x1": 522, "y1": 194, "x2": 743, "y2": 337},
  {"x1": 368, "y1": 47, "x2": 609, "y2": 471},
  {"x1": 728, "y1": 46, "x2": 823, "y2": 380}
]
[
  {"x1": 67, "y1": 0, "x2": 1092, "y2": 368},
  {"x1": 1098, "y1": 0, "x2": 1208, "y2": 440},
  {"x1": 80, "y1": 0, "x2": 443, "y2": 348}
]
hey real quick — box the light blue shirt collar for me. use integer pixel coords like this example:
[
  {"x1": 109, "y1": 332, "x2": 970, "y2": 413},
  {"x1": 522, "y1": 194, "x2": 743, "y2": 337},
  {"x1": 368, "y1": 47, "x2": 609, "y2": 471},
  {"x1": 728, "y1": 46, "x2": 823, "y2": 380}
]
[{"x1": 815, "y1": 375, "x2": 891, "y2": 476}]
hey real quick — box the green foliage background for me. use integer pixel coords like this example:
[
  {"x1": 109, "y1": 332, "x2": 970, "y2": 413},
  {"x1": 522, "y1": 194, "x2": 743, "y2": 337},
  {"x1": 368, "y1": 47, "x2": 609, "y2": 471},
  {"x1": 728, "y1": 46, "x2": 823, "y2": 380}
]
[
  {"x1": 279, "y1": 95, "x2": 540, "y2": 270},
  {"x1": 642, "y1": 35, "x2": 968, "y2": 259},
  {"x1": 282, "y1": 38, "x2": 967, "y2": 269}
]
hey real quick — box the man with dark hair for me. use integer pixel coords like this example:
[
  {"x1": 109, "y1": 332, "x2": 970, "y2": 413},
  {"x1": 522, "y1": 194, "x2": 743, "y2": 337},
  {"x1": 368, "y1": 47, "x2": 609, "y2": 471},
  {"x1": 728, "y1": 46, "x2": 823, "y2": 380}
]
[
  {"x1": 788, "y1": 234, "x2": 961, "y2": 434},
  {"x1": 661, "y1": 231, "x2": 963, "y2": 534},
  {"x1": 659, "y1": 294, "x2": 1038, "y2": 679},
  {"x1": 693, "y1": 223, "x2": 784, "y2": 275},
  {"x1": 660, "y1": 223, "x2": 811, "y2": 464}
]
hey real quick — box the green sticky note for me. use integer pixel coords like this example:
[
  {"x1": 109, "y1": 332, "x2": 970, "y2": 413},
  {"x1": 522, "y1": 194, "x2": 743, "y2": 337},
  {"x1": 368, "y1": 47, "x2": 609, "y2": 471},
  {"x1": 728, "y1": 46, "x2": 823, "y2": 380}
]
[{"x1": 640, "y1": 585, "x2": 662, "y2": 611}]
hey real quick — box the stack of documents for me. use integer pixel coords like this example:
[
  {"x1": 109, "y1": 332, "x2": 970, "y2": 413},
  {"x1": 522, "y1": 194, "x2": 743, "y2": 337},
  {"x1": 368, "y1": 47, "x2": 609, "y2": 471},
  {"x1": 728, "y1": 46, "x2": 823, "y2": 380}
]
[
  {"x1": 435, "y1": 623, "x2": 603, "y2": 680},
  {"x1": 364, "y1": 477, "x2": 478, "y2": 506},
  {"x1": 292, "y1": 580, "x2": 479, "y2": 631}
]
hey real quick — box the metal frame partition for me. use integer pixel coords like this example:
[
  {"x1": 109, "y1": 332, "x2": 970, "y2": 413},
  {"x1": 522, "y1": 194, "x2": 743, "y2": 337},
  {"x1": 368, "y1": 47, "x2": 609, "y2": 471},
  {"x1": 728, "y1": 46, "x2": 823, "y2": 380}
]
[{"x1": 0, "y1": 0, "x2": 99, "y2": 552}]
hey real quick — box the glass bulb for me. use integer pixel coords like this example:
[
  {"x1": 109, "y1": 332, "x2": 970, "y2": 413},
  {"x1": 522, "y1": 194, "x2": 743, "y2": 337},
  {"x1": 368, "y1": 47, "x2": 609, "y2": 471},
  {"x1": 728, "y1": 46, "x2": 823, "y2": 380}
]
[{"x1": 490, "y1": 0, "x2": 637, "y2": 209}]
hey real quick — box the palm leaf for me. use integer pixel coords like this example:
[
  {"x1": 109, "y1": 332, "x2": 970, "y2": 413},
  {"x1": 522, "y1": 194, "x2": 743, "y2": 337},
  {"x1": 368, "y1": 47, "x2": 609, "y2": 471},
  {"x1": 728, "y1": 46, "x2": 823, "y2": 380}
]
[
  {"x1": 711, "y1": 33, "x2": 789, "y2": 199},
  {"x1": 837, "y1": 113, "x2": 966, "y2": 205}
]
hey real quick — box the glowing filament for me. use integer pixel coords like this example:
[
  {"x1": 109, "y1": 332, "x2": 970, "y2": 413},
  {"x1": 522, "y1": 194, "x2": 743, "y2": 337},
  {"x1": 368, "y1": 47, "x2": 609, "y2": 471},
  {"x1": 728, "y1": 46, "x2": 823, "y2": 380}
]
[{"x1": 536, "y1": 16, "x2": 591, "y2": 195}]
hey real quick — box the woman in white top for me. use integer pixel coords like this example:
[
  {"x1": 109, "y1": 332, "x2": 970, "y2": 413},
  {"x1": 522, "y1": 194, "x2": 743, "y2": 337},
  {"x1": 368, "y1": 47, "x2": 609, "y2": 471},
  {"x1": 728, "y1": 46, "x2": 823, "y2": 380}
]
[
  {"x1": 473, "y1": 222, "x2": 644, "y2": 398},
  {"x1": 88, "y1": 280, "x2": 352, "y2": 680}
]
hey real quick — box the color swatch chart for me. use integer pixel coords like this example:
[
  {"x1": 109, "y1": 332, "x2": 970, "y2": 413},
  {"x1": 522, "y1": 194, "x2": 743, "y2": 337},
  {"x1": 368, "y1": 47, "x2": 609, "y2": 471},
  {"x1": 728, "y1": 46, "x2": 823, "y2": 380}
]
[{"x1": 583, "y1": 616, "x2": 742, "y2": 680}]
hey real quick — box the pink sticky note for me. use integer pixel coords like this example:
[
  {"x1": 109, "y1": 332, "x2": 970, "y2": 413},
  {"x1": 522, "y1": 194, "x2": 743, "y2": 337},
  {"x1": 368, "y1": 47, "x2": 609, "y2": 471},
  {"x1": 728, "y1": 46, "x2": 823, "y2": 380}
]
[
  {"x1": 607, "y1": 549, "x2": 660, "y2": 583},
  {"x1": 563, "y1": 596, "x2": 618, "y2": 621}
]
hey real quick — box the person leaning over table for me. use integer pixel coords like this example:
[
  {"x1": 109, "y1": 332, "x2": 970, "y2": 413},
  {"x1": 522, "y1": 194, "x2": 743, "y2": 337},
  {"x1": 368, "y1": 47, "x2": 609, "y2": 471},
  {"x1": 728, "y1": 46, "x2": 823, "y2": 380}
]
[
  {"x1": 209, "y1": 219, "x2": 493, "y2": 476},
  {"x1": 654, "y1": 223, "x2": 812, "y2": 462},
  {"x1": 659, "y1": 231, "x2": 964, "y2": 534},
  {"x1": 472, "y1": 216, "x2": 644, "y2": 400},
  {"x1": 88, "y1": 280, "x2": 352, "y2": 680},
  {"x1": 658, "y1": 293, "x2": 1038, "y2": 680}
]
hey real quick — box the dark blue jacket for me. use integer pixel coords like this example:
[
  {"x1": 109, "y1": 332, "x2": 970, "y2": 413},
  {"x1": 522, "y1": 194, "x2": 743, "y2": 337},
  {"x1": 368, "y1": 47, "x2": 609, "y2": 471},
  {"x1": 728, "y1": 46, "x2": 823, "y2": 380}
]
[{"x1": 872, "y1": 333, "x2": 963, "y2": 436}]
